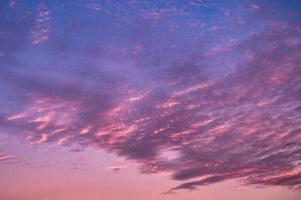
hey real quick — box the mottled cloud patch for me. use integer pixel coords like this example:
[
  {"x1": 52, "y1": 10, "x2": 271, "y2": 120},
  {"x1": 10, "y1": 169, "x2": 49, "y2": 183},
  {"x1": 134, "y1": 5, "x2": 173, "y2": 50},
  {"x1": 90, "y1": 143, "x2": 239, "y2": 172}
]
[
  {"x1": 9, "y1": 0, "x2": 17, "y2": 8},
  {"x1": 31, "y1": 3, "x2": 50, "y2": 45}
]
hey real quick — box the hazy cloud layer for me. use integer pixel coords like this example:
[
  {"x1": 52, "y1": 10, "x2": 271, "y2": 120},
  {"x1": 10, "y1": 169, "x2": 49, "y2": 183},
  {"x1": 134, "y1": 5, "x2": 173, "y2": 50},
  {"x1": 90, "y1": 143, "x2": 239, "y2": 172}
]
[{"x1": 0, "y1": 0, "x2": 300, "y2": 191}]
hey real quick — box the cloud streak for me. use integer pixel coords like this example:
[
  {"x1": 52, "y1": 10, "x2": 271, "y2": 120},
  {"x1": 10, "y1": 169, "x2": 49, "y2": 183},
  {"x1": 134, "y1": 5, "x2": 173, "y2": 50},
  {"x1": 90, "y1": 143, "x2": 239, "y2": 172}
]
[{"x1": 0, "y1": 152, "x2": 18, "y2": 164}]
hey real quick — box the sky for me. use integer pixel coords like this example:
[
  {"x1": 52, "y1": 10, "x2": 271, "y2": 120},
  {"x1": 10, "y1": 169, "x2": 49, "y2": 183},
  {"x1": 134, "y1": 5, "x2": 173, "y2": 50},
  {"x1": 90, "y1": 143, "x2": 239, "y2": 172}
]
[{"x1": 0, "y1": 0, "x2": 301, "y2": 199}]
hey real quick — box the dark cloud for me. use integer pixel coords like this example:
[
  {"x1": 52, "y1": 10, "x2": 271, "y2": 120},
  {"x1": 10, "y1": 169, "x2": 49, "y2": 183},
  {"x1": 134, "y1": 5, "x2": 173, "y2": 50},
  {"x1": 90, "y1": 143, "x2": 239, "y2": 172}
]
[
  {"x1": 0, "y1": 0, "x2": 301, "y2": 192},
  {"x1": 106, "y1": 165, "x2": 128, "y2": 172}
]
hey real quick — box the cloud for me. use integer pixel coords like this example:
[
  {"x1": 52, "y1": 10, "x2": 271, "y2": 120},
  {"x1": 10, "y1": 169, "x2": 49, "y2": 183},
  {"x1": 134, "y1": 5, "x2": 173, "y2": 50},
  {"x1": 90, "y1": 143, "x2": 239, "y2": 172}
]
[
  {"x1": 0, "y1": 152, "x2": 18, "y2": 164},
  {"x1": 31, "y1": 3, "x2": 51, "y2": 45},
  {"x1": 106, "y1": 165, "x2": 128, "y2": 172},
  {"x1": 0, "y1": 0, "x2": 300, "y2": 192}
]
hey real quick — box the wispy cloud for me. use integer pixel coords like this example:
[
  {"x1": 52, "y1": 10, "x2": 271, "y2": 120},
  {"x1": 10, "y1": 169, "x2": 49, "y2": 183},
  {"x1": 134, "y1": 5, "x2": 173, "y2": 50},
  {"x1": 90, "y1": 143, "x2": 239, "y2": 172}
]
[{"x1": 0, "y1": 152, "x2": 18, "y2": 164}]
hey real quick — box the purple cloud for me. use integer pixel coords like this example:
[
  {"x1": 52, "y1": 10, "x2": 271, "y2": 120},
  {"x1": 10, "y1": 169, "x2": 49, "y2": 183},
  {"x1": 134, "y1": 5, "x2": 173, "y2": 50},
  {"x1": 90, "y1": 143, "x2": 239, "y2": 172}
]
[{"x1": 0, "y1": 0, "x2": 300, "y2": 192}]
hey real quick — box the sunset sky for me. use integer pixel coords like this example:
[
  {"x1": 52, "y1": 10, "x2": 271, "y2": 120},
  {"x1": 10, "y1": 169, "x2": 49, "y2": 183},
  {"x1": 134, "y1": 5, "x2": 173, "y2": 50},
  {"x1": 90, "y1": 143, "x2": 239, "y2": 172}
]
[{"x1": 0, "y1": 0, "x2": 301, "y2": 200}]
